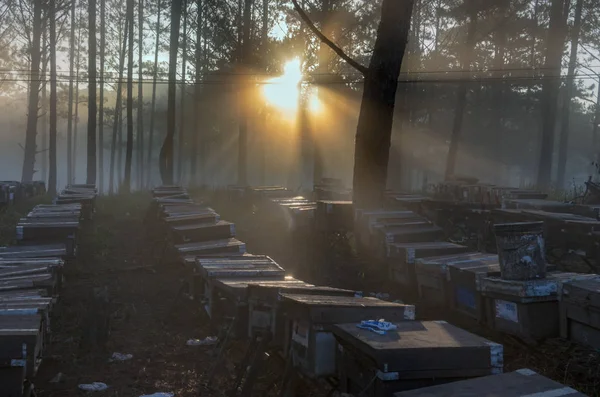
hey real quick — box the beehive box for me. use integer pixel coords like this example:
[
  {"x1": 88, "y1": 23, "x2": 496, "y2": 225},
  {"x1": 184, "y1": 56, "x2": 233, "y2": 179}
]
[
  {"x1": 415, "y1": 253, "x2": 494, "y2": 307},
  {"x1": 387, "y1": 242, "x2": 470, "y2": 298},
  {"x1": 175, "y1": 238, "x2": 246, "y2": 259},
  {"x1": 334, "y1": 320, "x2": 503, "y2": 397},
  {"x1": 481, "y1": 271, "x2": 595, "y2": 340},
  {"x1": 281, "y1": 294, "x2": 415, "y2": 378},
  {"x1": 0, "y1": 244, "x2": 68, "y2": 260},
  {"x1": 247, "y1": 281, "x2": 355, "y2": 346},
  {"x1": 315, "y1": 200, "x2": 353, "y2": 232},
  {"x1": 0, "y1": 314, "x2": 44, "y2": 378},
  {"x1": 170, "y1": 221, "x2": 235, "y2": 244},
  {"x1": 393, "y1": 368, "x2": 586, "y2": 396},
  {"x1": 559, "y1": 275, "x2": 600, "y2": 349},
  {"x1": 195, "y1": 256, "x2": 285, "y2": 318}
]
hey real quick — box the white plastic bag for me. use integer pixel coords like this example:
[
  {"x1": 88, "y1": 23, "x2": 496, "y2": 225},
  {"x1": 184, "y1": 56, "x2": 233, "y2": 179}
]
[{"x1": 78, "y1": 382, "x2": 109, "y2": 391}]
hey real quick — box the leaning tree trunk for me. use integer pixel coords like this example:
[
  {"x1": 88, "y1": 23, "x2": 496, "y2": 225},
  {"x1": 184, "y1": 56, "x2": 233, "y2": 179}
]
[
  {"x1": 137, "y1": 0, "x2": 144, "y2": 188},
  {"x1": 444, "y1": 0, "x2": 477, "y2": 180},
  {"x1": 48, "y1": 0, "x2": 58, "y2": 196},
  {"x1": 21, "y1": 0, "x2": 43, "y2": 183},
  {"x1": 109, "y1": 19, "x2": 129, "y2": 194},
  {"x1": 87, "y1": 0, "x2": 97, "y2": 185},
  {"x1": 556, "y1": 0, "x2": 584, "y2": 188},
  {"x1": 98, "y1": 0, "x2": 106, "y2": 193},
  {"x1": 177, "y1": 0, "x2": 188, "y2": 183},
  {"x1": 537, "y1": 0, "x2": 569, "y2": 188},
  {"x1": 122, "y1": 0, "x2": 135, "y2": 193},
  {"x1": 160, "y1": 0, "x2": 182, "y2": 185},
  {"x1": 190, "y1": 0, "x2": 202, "y2": 186},
  {"x1": 67, "y1": 0, "x2": 76, "y2": 185},
  {"x1": 147, "y1": 0, "x2": 161, "y2": 187},
  {"x1": 351, "y1": 0, "x2": 416, "y2": 209}
]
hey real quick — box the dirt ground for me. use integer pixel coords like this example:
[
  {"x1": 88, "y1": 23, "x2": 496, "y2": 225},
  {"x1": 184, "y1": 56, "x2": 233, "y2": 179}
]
[{"x1": 30, "y1": 192, "x2": 600, "y2": 396}]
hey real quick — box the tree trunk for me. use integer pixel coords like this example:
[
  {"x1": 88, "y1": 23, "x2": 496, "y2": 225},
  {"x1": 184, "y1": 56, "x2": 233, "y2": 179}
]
[
  {"x1": 352, "y1": 0, "x2": 415, "y2": 209},
  {"x1": 147, "y1": 0, "x2": 161, "y2": 187},
  {"x1": 556, "y1": 0, "x2": 583, "y2": 188},
  {"x1": 123, "y1": 0, "x2": 135, "y2": 192},
  {"x1": 190, "y1": 0, "x2": 202, "y2": 186},
  {"x1": 109, "y1": 19, "x2": 128, "y2": 194},
  {"x1": 160, "y1": 0, "x2": 182, "y2": 185},
  {"x1": 237, "y1": 0, "x2": 252, "y2": 187},
  {"x1": 177, "y1": 0, "x2": 188, "y2": 183},
  {"x1": 41, "y1": 27, "x2": 48, "y2": 184},
  {"x1": 99, "y1": 0, "x2": 106, "y2": 193},
  {"x1": 137, "y1": 0, "x2": 144, "y2": 188},
  {"x1": 73, "y1": 16, "x2": 82, "y2": 183},
  {"x1": 48, "y1": 0, "x2": 58, "y2": 196},
  {"x1": 444, "y1": 0, "x2": 477, "y2": 180},
  {"x1": 593, "y1": 75, "x2": 600, "y2": 179},
  {"x1": 87, "y1": 0, "x2": 97, "y2": 185},
  {"x1": 492, "y1": 8, "x2": 507, "y2": 183},
  {"x1": 537, "y1": 0, "x2": 569, "y2": 188},
  {"x1": 21, "y1": 0, "x2": 42, "y2": 183},
  {"x1": 67, "y1": 0, "x2": 76, "y2": 185}
]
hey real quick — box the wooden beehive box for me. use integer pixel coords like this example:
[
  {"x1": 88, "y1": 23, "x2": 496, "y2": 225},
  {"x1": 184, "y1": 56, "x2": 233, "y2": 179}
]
[
  {"x1": 281, "y1": 294, "x2": 415, "y2": 378},
  {"x1": 393, "y1": 368, "x2": 586, "y2": 396},
  {"x1": 480, "y1": 271, "x2": 594, "y2": 341},
  {"x1": 559, "y1": 275, "x2": 600, "y2": 349},
  {"x1": 334, "y1": 320, "x2": 503, "y2": 397},
  {"x1": 387, "y1": 242, "x2": 470, "y2": 299}
]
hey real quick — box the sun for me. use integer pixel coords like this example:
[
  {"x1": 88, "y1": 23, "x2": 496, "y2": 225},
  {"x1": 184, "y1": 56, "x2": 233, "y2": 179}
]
[{"x1": 263, "y1": 58, "x2": 302, "y2": 112}]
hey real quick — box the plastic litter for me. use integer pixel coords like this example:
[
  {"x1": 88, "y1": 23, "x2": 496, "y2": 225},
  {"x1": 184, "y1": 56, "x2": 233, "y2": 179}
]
[
  {"x1": 186, "y1": 336, "x2": 218, "y2": 346},
  {"x1": 356, "y1": 320, "x2": 397, "y2": 335},
  {"x1": 78, "y1": 382, "x2": 109, "y2": 391},
  {"x1": 109, "y1": 352, "x2": 133, "y2": 362},
  {"x1": 139, "y1": 393, "x2": 174, "y2": 397}
]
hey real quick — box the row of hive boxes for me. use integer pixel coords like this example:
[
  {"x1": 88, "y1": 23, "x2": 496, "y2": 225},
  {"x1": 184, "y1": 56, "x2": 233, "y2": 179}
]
[
  {"x1": 188, "y1": 255, "x2": 517, "y2": 396},
  {"x1": 387, "y1": 243, "x2": 600, "y2": 346},
  {"x1": 0, "y1": 187, "x2": 95, "y2": 397},
  {"x1": 433, "y1": 183, "x2": 548, "y2": 205},
  {"x1": 0, "y1": 181, "x2": 46, "y2": 207}
]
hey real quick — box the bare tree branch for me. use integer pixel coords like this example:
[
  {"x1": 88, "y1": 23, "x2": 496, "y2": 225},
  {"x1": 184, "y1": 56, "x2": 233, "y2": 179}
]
[{"x1": 290, "y1": 0, "x2": 368, "y2": 75}]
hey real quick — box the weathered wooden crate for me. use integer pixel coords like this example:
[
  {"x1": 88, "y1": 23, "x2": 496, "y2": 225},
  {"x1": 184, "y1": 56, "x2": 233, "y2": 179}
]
[
  {"x1": 0, "y1": 244, "x2": 68, "y2": 260},
  {"x1": 315, "y1": 200, "x2": 353, "y2": 232},
  {"x1": 415, "y1": 253, "x2": 495, "y2": 307},
  {"x1": 355, "y1": 210, "x2": 423, "y2": 247},
  {"x1": 195, "y1": 256, "x2": 285, "y2": 318},
  {"x1": 446, "y1": 255, "x2": 500, "y2": 321},
  {"x1": 0, "y1": 314, "x2": 44, "y2": 378},
  {"x1": 170, "y1": 221, "x2": 235, "y2": 244},
  {"x1": 501, "y1": 198, "x2": 573, "y2": 213},
  {"x1": 387, "y1": 242, "x2": 470, "y2": 299},
  {"x1": 247, "y1": 282, "x2": 355, "y2": 346},
  {"x1": 481, "y1": 272, "x2": 594, "y2": 341},
  {"x1": 281, "y1": 294, "x2": 415, "y2": 378},
  {"x1": 333, "y1": 320, "x2": 503, "y2": 397},
  {"x1": 559, "y1": 275, "x2": 600, "y2": 349},
  {"x1": 393, "y1": 368, "x2": 586, "y2": 396},
  {"x1": 175, "y1": 238, "x2": 246, "y2": 259},
  {"x1": 0, "y1": 345, "x2": 28, "y2": 397}
]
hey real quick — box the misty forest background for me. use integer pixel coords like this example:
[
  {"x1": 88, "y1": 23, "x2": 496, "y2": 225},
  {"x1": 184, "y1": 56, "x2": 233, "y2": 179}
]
[{"x1": 1, "y1": 0, "x2": 600, "y2": 195}]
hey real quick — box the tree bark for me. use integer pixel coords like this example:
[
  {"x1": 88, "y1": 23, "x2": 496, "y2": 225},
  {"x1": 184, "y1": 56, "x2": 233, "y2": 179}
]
[
  {"x1": 556, "y1": 0, "x2": 583, "y2": 188},
  {"x1": 67, "y1": 0, "x2": 76, "y2": 185},
  {"x1": 137, "y1": 0, "x2": 144, "y2": 188},
  {"x1": 537, "y1": 0, "x2": 569, "y2": 188},
  {"x1": 109, "y1": 19, "x2": 128, "y2": 194},
  {"x1": 444, "y1": 0, "x2": 478, "y2": 180},
  {"x1": 41, "y1": 27, "x2": 48, "y2": 183},
  {"x1": 147, "y1": 0, "x2": 161, "y2": 187},
  {"x1": 73, "y1": 16, "x2": 82, "y2": 183},
  {"x1": 190, "y1": 0, "x2": 202, "y2": 186},
  {"x1": 177, "y1": 0, "x2": 188, "y2": 183},
  {"x1": 21, "y1": 0, "x2": 42, "y2": 182},
  {"x1": 123, "y1": 0, "x2": 135, "y2": 192},
  {"x1": 160, "y1": 0, "x2": 182, "y2": 185},
  {"x1": 237, "y1": 0, "x2": 252, "y2": 187},
  {"x1": 87, "y1": 0, "x2": 97, "y2": 185},
  {"x1": 48, "y1": 0, "x2": 58, "y2": 197},
  {"x1": 99, "y1": 0, "x2": 106, "y2": 193}
]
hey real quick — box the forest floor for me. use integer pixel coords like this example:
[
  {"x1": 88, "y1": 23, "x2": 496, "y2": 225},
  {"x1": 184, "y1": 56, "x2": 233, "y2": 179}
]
[{"x1": 26, "y1": 192, "x2": 600, "y2": 396}]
